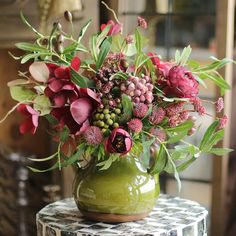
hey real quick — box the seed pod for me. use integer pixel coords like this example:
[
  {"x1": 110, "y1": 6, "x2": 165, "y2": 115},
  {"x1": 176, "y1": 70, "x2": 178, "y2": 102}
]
[
  {"x1": 57, "y1": 44, "x2": 64, "y2": 54},
  {"x1": 64, "y1": 10, "x2": 73, "y2": 22},
  {"x1": 53, "y1": 22, "x2": 62, "y2": 31},
  {"x1": 57, "y1": 34, "x2": 64, "y2": 44}
]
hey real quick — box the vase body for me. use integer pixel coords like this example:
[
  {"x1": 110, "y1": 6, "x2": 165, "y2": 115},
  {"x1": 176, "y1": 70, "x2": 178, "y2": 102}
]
[{"x1": 73, "y1": 156, "x2": 160, "y2": 222}]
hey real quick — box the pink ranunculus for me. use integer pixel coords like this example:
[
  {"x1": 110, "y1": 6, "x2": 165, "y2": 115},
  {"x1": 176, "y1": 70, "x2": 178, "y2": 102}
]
[
  {"x1": 100, "y1": 20, "x2": 122, "y2": 35},
  {"x1": 166, "y1": 66, "x2": 199, "y2": 98},
  {"x1": 105, "y1": 128, "x2": 132, "y2": 155},
  {"x1": 17, "y1": 104, "x2": 39, "y2": 134},
  {"x1": 148, "y1": 52, "x2": 172, "y2": 78}
]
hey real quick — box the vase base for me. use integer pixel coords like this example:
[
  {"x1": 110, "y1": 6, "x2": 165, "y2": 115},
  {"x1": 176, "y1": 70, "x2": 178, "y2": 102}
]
[{"x1": 80, "y1": 209, "x2": 149, "y2": 223}]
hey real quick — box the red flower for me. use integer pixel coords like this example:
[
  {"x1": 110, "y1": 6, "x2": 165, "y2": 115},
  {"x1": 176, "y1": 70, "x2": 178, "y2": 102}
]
[
  {"x1": 45, "y1": 57, "x2": 81, "y2": 107},
  {"x1": 165, "y1": 66, "x2": 199, "y2": 98},
  {"x1": 17, "y1": 104, "x2": 39, "y2": 134},
  {"x1": 100, "y1": 20, "x2": 122, "y2": 35},
  {"x1": 105, "y1": 128, "x2": 132, "y2": 155},
  {"x1": 148, "y1": 52, "x2": 172, "y2": 78},
  {"x1": 51, "y1": 88, "x2": 101, "y2": 135}
]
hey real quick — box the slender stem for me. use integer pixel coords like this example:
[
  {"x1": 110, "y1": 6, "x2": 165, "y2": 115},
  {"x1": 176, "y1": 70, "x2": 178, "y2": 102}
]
[
  {"x1": 101, "y1": 1, "x2": 121, "y2": 24},
  {"x1": 57, "y1": 142, "x2": 62, "y2": 170}
]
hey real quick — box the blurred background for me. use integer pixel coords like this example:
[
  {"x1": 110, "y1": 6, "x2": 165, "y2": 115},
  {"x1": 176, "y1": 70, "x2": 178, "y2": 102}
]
[{"x1": 0, "y1": 0, "x2": 235, "y2": 235}]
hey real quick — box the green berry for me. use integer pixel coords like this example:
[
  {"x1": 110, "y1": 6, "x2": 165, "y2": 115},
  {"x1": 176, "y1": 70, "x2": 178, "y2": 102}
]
[
  {"x1": 113, "y1": 123, "x2": 119, "y2": 128},
  {"x1": 95, "y1": 113, "x2": 100, "y2": 120},
  {"x1": 118, "y1": 104, "x2": 122, "y2": 108},
  {"x1": 110, "y1": 113, "x2": 116, "y2": 119},
  {"x1": 107, "y1": 119, "x2": 113, "y2": 125},
  {"x1": 102, "y1": 128, "x2": 107, "y2": 133},
  {"x1": 98, "y1": 108, "x2": 103, "y2": 112},
  {"x1": 104, "y1": 124, "x2": 109, "y2": 129},
  {"x1": 105, "y1": 114, "x2": 111, "y2": 119},
  {"x1": 115, "y1": 108, "x2": 121, "y2": 114},
  {"x1": 98, "y1": 121, "x2": 104, "y2": 127},
  {"x1": 103, "y1": 109, "x2": 109, "y2": 114},
  {"x1": 100, "y1": 114, "x2": 105, "y2": 119}
]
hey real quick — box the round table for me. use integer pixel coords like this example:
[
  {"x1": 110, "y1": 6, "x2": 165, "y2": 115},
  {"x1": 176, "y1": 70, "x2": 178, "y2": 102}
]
[{"x1": 36, "y1": 194, "x2": 208, "y2": 236}]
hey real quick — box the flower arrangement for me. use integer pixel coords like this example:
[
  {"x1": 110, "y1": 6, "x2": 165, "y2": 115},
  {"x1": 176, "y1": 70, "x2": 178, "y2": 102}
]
[{"x1": 2, "y1": 7, "x2": 232, "y2": 190}]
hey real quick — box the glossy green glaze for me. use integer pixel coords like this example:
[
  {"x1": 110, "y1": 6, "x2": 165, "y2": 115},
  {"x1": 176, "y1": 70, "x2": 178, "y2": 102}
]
[{"x1": 73, "y1": 156, "x2": 160, "y2": 215}]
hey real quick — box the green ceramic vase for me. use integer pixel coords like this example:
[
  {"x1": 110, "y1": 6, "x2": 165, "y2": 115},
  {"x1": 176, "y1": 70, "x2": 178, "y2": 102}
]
[{"x1": 73, "y1": 156, "x2": 160, "y2": 222}]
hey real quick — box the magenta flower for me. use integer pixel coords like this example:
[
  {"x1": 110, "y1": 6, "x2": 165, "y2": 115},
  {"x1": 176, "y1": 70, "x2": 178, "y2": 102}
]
[
  {"x1": 148, "y1": 52, "x2": 172, "y2": 78},
  {"x1": 51, "y1": 88, "x2": 101, "y2": 135},
  {"x1": 105, "y1": 128, "x2": 132, "y2": 155},
  {"x1": 218, "y1": 115, "x2": 228, "y2": 129},
  {"x1": 17, "y1": 104, "x2": 39, "y2": 134},
  {"x1": 45, "y1": 57, "x2": 81, "y2": 107},
  {"x1": 216, "y1": 97, "x2": 224, "y2": 113},
  {"x1": 137, "y1": 16, "x2": 147, "y2": 29},
  {"x1": 165, "y1": 66, "x2": 199, "y2": 98},
  {"x1": 148, "y1": 107, "x2": 166, "y2": 125},
  {"x1": 100, "y1": 20, "x2": 122, "y2": 35}
]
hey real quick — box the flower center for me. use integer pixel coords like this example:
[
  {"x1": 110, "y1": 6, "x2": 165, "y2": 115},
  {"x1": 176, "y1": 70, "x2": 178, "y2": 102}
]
[{"x1": 112, "y1": 134, "x2": 126, "y2": 153}]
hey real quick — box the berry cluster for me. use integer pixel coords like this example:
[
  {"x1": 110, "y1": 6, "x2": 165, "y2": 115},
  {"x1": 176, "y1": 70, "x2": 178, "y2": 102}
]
[
  {"x1": 120, "y1": 76, "x2": 154, "y2": 104},
  {"x1": 92, "y1": 106, "x2": 121, "y2": 133}
]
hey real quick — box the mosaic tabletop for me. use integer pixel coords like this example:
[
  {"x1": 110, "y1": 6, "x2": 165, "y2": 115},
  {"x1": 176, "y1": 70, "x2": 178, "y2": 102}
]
[{"x1": 36, "y1": 194, "x2": 208, "y2": 236}]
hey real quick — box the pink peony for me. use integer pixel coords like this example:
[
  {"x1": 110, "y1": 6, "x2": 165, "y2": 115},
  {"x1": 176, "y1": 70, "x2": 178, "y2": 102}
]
[
  {"x1": 105, "y1": 128, "x2": 132, "y2": 155},
  {"x1": 17, "y1": 104, "x2": 39, "y2": 134},
  {"x1": 100, "y1": 20, "x2": 122, "y2": 35},
  {"x1": 165, "y1": 66, "x2": 199, "y2": 98},
  {"x1": 128, "y1": 119, "x2": 143, "y2": 133},
  {"x1": 84, "y1": 126, "x2": 103, "y2": 145}
]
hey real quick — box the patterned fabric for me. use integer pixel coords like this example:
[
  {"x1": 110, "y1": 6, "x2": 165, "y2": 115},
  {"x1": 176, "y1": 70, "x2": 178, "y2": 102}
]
[{"x1": 36, "y1": 194, "x2": 208, "y2": 236}]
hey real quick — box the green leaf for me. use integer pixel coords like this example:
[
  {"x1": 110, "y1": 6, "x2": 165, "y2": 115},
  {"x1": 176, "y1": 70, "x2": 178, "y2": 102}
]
[
  {"x1": 60, "y1": 127, "x2": 70, "y2": 142},
  {"x1": 28, "y1": 153, "x2": 57, "y2": 162},
  {"x1": 96, "y1": 36, "x2": 112, "y2": 70},
  {"x1": 109, "y1": 72, "x2": 129, "y2": 81},
  {"x1": 166, "y1": 120, "x2": 193, "y2": 132},
  {"x1": 176, "y1": 45, "x2": 192, "y2": 66},
  {"x1": 199, "y1": 72, "x2": 230, "y2": 95},
  {"x1": 10, "y1": 86, "x2": 36, "y2": 102},
  {"x1": 77, "y1": 19, "x2": 92, "y2": 43},
  {"x1": 70, "y1": 69, "x2": 95, "y2": 88},
  {"x1": 97, "y1": 154, "x2": 119, "y2": 170},
  {"x1": 120, "y1": 94, "x2": 133, "y2": 123},
  {"x1": 167, "y1": 131, "x2": 188, "y2": 144},
  {"x1": 208, "y1": 148, "x2": 233, "y2": 156},
  {"x1": 20, "y1": 12, "x2": 43, "y2": 37},
  {"x1": 89, "y1": 34, "x2": 98, "y2": 61},
  {"x1": 97, "y1": 24, "x2": 112, "y2": 47},
  {"x1": 135, "y1": 28, "x2": 142, "y2": 53},
  {"x1": 175, "y1": 50, "x2": 180, "y2": 63},
  {"x1": 33, "y1": 95, "x2": 51, "y2": 115},
  {"x1": 199, "y1": 120, "x2": 219, "y2": 150},
  {"x1": 20, "y1": 53, "x2": 49, "y2": 64},
  {"x1": 149, "y1": 144, "x2": 167, "y2": 175},
  {"x1": 176, "y1": 156, "x2": 196, "y2": 172},
  {"x1": 202, "y1": 129, "x2": 224, "y2": 152},
  {"x1": 15, "y1": 42, "x2": 47, "y2": 53}
]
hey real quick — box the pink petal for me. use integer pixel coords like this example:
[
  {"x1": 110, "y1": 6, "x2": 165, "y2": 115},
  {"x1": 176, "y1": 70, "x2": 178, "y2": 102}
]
[
  {"x1": 48, "y1": 78, "x2": 64, "y2": 92},
  {"x1": 79, "y1": 88, "x2": 101, "y2": 103},
  {"x1": 17, "y1": 104, "x2": 39, "y2": 116},
  {"x1": 71, "y1": 57, "x2": 81, "y2": 71},
  {"x1": 19, "y1": 117, "x2": 37, "y2": 134},
  {"x1": 53, "y1": 94, "x2": 67, "y2": 107},
  {"x1": 75, "y1": 119, "x2": 90, "y2": 136},
  {"x1": 29, "y1": 61, "x2": 49, "y2": 83},
  {"x1": 70, "y1": 98, "x2": 93, "y2": 125},
  {"x1": 32, "y1": 114, "x2": 39, "y2": 127},
  {"x1": 54, "y1": 66, "x2": 70, "y2": 80},
  {"x1": 111, "y1": 23, "x2": 122, "y2": 35}
]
